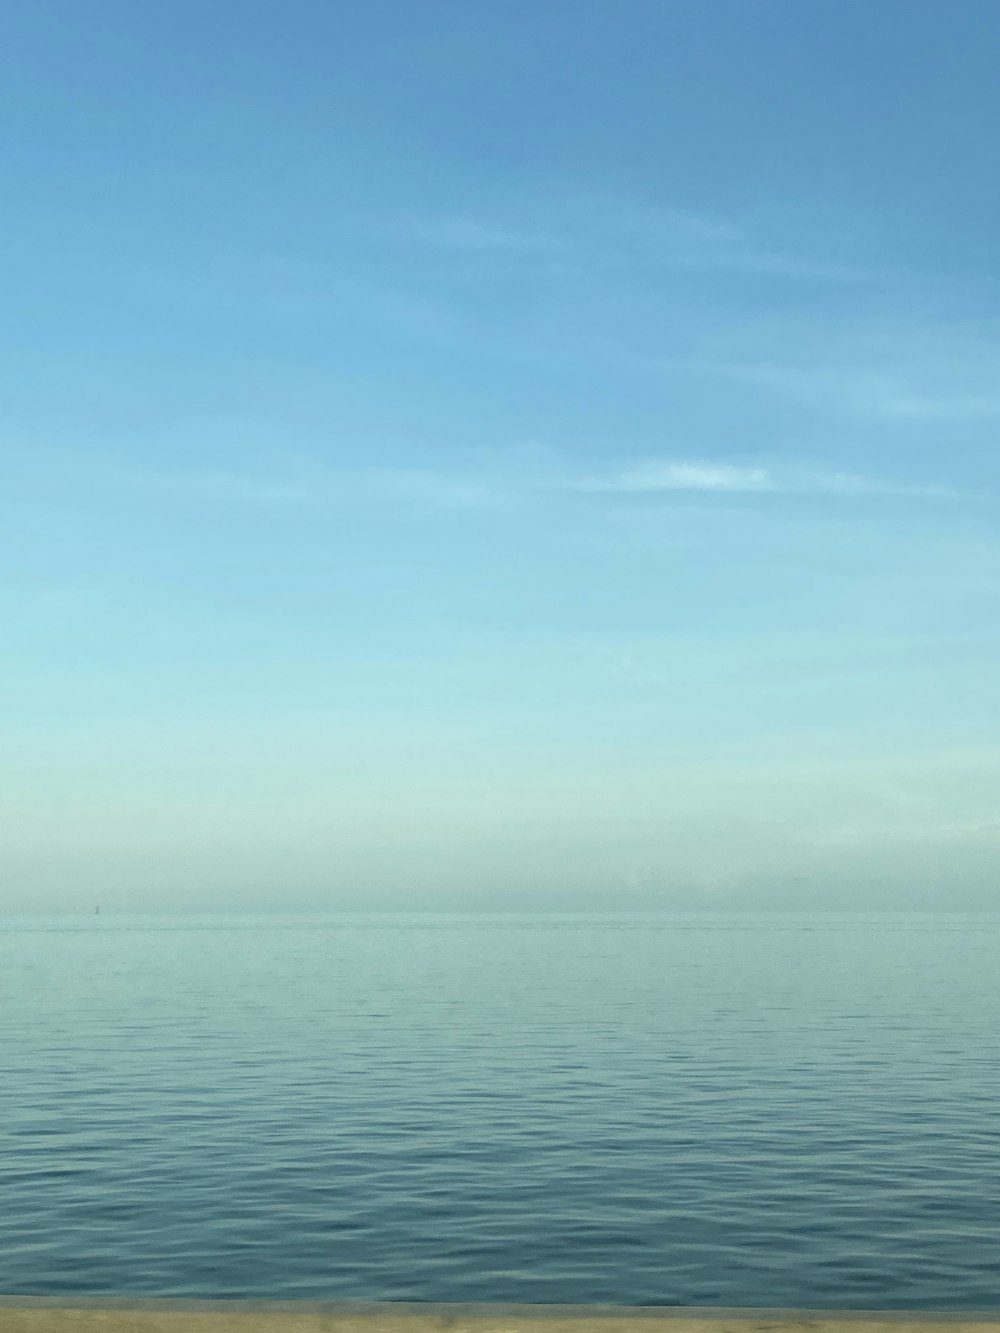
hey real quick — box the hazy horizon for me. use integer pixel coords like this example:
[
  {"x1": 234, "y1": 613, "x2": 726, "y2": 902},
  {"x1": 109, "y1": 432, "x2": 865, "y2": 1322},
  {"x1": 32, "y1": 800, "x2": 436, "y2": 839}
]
[
  {"x1": 4, "y1": 1, "x2": 1000, "y2": 914},
  {"x1": 6, "y1": 868, "x2": 1000, "y2": 918}
]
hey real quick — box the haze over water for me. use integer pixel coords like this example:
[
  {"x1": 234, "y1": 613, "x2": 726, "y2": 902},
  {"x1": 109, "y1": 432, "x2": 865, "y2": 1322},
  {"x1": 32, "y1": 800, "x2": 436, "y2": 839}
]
[{"x1": 4, "y1": 912, "x2": 999, "y2": 1309}]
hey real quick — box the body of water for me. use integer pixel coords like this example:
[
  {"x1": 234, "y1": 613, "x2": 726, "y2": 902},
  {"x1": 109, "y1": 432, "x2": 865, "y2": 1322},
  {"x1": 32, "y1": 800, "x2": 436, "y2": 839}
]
[{"x1": 2, "y1": 913, "x2": 999, "y2": 1308}]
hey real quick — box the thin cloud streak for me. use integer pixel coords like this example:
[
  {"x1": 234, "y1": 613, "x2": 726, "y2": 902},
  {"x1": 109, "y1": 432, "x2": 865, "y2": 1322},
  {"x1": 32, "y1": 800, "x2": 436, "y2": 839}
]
[
  {"x1": 578, "y1": 461, "x2": 775, "y2": 494},
  {"x1": 661, "y1": 356, "x2": 1000, "y2": 424},
  {"x1": 572, "y1": 460, "x2": 958, "y2": 499},
  {"x1": 124, "y1": 456, "x2": 959, "y2": 508},
  {"x1": 405, "y1": 197, "x2": 872, "y2": 285}
]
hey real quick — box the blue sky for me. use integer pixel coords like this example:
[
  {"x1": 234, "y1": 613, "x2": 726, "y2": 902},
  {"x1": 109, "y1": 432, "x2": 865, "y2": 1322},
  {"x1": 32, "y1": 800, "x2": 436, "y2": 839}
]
[{"x1": 3, "y1": 0, "x2": 1000, "y2": 910}]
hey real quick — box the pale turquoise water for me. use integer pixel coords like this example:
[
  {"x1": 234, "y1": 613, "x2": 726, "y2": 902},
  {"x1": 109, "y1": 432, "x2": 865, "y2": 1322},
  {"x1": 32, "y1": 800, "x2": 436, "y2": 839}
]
[{"x1": 2, "y1": 913, "x2": 999, "y2": 1309}]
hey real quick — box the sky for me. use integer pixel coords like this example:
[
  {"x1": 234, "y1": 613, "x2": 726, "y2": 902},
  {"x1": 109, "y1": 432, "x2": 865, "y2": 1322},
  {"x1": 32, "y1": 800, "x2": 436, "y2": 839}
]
[{"x1": 3, "y1": 0, "x2": 1000, "y2": 912}]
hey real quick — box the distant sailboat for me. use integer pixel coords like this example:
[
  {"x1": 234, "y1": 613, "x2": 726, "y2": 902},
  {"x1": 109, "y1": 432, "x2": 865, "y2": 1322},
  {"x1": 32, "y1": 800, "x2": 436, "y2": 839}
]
[{"x1": 95, "y1": 905, "x2": 100, "y2": 916}]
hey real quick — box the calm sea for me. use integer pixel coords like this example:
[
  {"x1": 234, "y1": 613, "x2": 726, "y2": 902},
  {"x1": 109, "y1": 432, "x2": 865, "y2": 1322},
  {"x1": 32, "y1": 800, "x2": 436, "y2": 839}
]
[{"x1": 2, "y1": 913, "x2": 999, "y2": 1309}]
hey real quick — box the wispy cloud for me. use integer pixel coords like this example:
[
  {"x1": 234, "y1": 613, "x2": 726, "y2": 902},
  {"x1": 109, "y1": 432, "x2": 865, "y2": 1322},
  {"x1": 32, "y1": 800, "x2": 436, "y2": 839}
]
[
  {"x1": 662, "y1": 355, "x2": 1000, "y2": 423},
  {"x1": 404, "y1": 196, "x2": 871, "y2": 286},
  {"x1": 395, "y1": 199, "x2": 1000, "y2": 428},
  {"x1": 577, "y1": 461, "x2": 775, "y2": 494},
  {"x1": 126, "y1": 455, "x2": 956, "y2": 510},
  {"x1": 875, "y1": 390, "x2": 1000, "y2": 422},
  {"x1": 573, "y1": 459, "x2": 956, "y2": 499},
  {"x1": 704, "y1": 251, "x2": 869, "y2": 283},
  {"x1": 405, "y1": 218, "x2": 558, "y2": 253}
]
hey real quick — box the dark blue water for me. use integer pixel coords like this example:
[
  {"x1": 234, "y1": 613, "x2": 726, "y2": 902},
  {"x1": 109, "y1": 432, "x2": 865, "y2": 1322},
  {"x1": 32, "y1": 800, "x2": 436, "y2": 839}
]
[{"x1": 2, "y1": 913, "x2": 999, "y2": 1309}]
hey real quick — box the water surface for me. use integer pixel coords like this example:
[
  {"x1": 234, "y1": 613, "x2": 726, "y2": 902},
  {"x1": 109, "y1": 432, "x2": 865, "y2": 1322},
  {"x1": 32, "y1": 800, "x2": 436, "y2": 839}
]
[{"x1": 2, "y1": 913, "x2": 998, "y2": 1308}]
